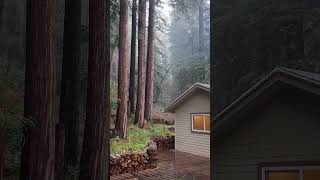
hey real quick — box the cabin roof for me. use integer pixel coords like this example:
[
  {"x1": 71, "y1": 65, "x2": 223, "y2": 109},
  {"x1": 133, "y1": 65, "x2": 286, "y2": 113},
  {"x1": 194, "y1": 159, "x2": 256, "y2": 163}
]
[
  {"x1": 213, "y1": 67, "x2": 320, "y2": 138},
  {"x1": 164, "y1": 83, "x2": 210, "y2": 113}
]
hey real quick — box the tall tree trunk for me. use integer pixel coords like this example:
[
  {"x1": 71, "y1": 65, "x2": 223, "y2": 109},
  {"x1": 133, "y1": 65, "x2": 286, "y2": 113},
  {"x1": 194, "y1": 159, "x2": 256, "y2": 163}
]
[
  {"x1": 59, "y1": 0, "x2": 82, "y2": 169},
  {"x1": 54, "y1": 124, "x2": 65, "y2": 180},
  {"x1": 79, "y1": 0, "x2": 110, "y2": 178},
  {"x1": 0, "y1": 130, "x2": 6, "y2": 180},
  {"x1": 135, "y1": 0, "x2": 146, "y2": 127},
  {"x1": 129, "y1": 0, "x2": 137, "y2": 115},
  {"x1": 21, "y1": 0, "x2": 56, "y2": 179},
  {"x1": 115, "y1": 0, "x2": 129, "y2": 139},
  {"x1": 144, "y1": 0, "x2": 155, "y2": 121},
  {"x1": 198, "y1": 0, "x2": 204, "y2": 54}
]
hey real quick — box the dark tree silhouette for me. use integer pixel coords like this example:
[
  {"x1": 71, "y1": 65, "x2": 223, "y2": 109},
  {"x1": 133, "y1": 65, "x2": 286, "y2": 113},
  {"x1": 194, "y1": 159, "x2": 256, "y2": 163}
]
[
  {"x1": 58, "y1": 0, "x2": 81, "y2": 170},
  {"x1": 55, "y1": 124, "x2": 65, "y2": 180},
  {"x1": 0, "y1": 131, "x2": 5, "y2": 180},
  {"x1": 129, "y1": 0, "x2": 137, "y2": 115},
  {"x1": 135, "y1": 0, "x2": 147, "y2": 127},
  {"x1": 144, "y1": 0, "x2": 155, "y2": 121},
  {"x1": 79, "y1": 0, "x2": 110, "y2": 179},
  {"x1": 20, "y1": 0, "x2": 56, "y2": 179}
]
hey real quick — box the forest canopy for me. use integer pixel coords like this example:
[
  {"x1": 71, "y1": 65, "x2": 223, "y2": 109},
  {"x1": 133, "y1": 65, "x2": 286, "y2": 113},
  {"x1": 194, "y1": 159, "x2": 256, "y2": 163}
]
[{"x1": 212, "y1": 0, "x2": 320, "y2": 113}]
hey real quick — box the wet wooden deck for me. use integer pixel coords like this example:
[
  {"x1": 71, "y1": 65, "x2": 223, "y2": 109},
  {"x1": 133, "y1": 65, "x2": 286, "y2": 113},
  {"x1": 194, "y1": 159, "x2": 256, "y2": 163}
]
[{"x1": 110, "y1": 150, "x2": 210, "y2": 180}]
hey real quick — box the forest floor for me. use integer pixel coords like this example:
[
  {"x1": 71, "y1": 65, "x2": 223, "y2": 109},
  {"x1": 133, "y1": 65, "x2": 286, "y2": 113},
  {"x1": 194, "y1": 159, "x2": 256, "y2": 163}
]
[{"x1": 110, "y1": 120, "x2": 174, "y2": 156}]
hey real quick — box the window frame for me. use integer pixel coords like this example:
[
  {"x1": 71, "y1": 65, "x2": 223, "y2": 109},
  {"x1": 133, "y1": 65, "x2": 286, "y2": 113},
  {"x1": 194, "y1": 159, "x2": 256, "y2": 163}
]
[
  {"x1": 260, "y1": 164, "x2": 320, "y2": 180},
  {"x1": 191, "y1": 113, "x2": 210, "y2": 134}
]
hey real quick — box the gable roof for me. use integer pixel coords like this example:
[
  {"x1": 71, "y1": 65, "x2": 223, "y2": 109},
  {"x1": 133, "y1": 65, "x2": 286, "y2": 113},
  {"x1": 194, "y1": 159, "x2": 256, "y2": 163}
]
[
  {"x1": 164, "y1": 83, "x2": 210, "y2": 113},
  {"x1": 213, "y1": 67, "x2": 320, "y2": 138}
]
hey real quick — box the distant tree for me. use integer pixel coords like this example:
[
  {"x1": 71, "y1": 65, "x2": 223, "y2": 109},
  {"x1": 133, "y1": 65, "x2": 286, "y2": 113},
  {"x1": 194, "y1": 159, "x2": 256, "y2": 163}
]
[
  {"x1": 168, "y1": 1, "x2": 210, "y2": 98},
  {"x1": 212, "y1": 0, "x2": 320, "y2": 113},
  {"x1": 135, "y1": 0, "x2": 146, "y2": 127},
  {"x1": 20, "y1": 0, "x2": 56, "y2": 179},
  {"x1": 144, "y1": 0, "x2": 155, "y2": 121},
  {"x1": 198, "y1": 0, "x2": 204, "y2": 54},
  {"x1": 58, "y1": 0, "x2": 82, "y2": 172},
  {"x1": 79, "y1": 0, "x2": 110, "y2": 179},
  {"x1": 129, "y1": 0, "x2": 137, "y2": 115},
  {"x1": 115, "y1": 0, "x2": 129, "y2": 139}
]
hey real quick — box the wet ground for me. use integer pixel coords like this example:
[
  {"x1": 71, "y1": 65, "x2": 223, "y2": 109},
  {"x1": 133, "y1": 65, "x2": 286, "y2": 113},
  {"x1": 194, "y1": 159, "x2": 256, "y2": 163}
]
[{"x1": 111, "y1": 149, "x2": 210, "y2": 180}]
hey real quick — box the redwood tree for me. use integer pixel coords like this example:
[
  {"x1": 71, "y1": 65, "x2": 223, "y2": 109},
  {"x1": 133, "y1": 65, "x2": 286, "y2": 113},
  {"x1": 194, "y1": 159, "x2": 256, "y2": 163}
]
[
  {"x1": 144, "y1": 0, "x2": 155, "y2": 121},
  {"x1": 135, "y1": 0, "x2": 147, "y2": 127},
  {"x1": 59, "y1": 0, "x2": 81, "y2": 169},
  {"x1": 129, "y1": 0, "x2": 137, "y2": 115},
  {"x1": 79, "y1": 0, "x2": 110, "y2": 178},
  {"x1": 198, "y1": 0, "x2": 204, "y2": 53},
  {"x1": 21, "y1": 0, "x2": 56, "y2": 179},
  {"x1": 115, "y1": 0, "x2": 129, "y2": 139}
]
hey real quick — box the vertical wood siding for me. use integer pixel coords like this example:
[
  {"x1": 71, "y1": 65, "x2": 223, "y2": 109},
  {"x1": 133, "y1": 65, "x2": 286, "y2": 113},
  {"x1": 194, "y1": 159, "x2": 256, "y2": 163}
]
[{"x1": 175, "y1": 90, "x2": 210, "y2": 157}]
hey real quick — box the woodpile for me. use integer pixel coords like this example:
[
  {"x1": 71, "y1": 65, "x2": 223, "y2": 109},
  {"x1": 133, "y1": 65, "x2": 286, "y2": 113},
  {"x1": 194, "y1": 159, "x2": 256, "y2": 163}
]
[
  {"x1": 151, "y1": 135, "x2": 175, "y2": 151},
  {"x1": 110, "y1": 135, "x2": 175, "y2": 176},
  {"x1": 110, "y1": 152, "x2": 151, "y2": 175},
  {"x1": 110, "y1": 141, "x2": 159, "y2": 176},
  {"x1": 151, "y1": 112, "x2": 175, "y2": 125},
  {"x1": 147, "y1": 141, "x2": 158, "y2": 167}
]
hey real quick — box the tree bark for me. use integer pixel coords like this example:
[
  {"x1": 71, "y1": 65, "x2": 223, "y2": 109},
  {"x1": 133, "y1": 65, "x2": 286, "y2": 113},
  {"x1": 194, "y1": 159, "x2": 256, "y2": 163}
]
[
  {"x1": 144, "y1": 0, "x2": 155, "y2": 121},
  {"x1": 129, "y1": 0, "x2": 137, "y2": 115},
  {"x1": 55, "y1": 124, "x2": 65, "y2": 180},
  {"x1": 0, "y1": 154, "x2": 3, "y2": 180},
  {"x1": 198, "y1": 0, "x2": 204, "y2": 54},
  {"x1": 115, "y1": 0, "x2": 129, "y2": 139},
  {"x1": 79, "y1": 0, "x2": 110, "y2": 179},
  {"x1": 135, "y1": 0, "x2": 146, "y2": 127},
  {"x1": 60, "y1": 0, "x2": 82, "y2": 168},
  {"x1": 0, "y1": 130, "x2": 6, "y2": 180},
  {"x1": 21, "y1": 0, "x2": 56, "y2": 180}
]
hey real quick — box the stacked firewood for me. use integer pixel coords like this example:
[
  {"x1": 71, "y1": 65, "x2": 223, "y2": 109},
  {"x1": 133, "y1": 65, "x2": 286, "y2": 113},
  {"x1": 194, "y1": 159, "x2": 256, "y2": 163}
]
[
  {"x1": 110, "y1": 140, "x2": 160, "y2": 176},
  {"x1": 110, "y1": 136, "x2": 176, "y2": 176},
  {"x1": 147, "y1": 141, "x2": 158, "y2": 167},
  {"x1": 151, "y1": 136, "x2": 175, "y2": 151},
  {"x1": 110, "y1": 152, "x2": 151, "y2": 175}
]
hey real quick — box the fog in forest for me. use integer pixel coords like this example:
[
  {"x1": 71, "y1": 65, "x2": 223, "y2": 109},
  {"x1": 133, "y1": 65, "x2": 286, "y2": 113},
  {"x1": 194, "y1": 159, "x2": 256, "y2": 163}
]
[{"x1": 0, "y1": 0, "x2": 209, "y2": 178}]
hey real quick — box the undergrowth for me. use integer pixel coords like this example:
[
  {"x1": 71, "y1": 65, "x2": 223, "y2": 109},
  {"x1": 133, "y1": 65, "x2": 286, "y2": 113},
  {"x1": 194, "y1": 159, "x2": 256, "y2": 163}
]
[{"x1": 110, "y1": 118, "x2": 174, "y2": 156}]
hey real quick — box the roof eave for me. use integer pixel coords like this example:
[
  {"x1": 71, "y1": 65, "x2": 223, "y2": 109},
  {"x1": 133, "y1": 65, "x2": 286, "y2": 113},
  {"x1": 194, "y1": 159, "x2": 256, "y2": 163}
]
[
  {"x1": 213, "y1": 67, "x2": 320, "y2": 138},
  {"x1": 164, "y1": 83, "x2": 210, "y2": 113}
]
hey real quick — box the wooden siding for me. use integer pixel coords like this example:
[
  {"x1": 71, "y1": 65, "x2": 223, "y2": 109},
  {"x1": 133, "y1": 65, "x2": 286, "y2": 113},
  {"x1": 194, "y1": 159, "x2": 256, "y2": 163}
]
[
  {"x1": 174, "y1": 89, "x2": 210, "y2": 157},
  {"x1": 213, "y1": 91, "x2": 320, "y2": 180}
]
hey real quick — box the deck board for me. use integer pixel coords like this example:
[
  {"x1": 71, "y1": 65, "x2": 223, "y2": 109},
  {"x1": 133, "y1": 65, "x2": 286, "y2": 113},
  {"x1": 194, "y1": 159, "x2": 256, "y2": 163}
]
[{"x1": 111, "y1": 150, "x2": 210, "y2": 180}]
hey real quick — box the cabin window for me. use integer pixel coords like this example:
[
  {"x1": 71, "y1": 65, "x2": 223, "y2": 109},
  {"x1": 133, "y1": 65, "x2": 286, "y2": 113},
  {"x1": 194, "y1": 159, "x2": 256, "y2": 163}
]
[
  {"x1": 191, "y1": 114, "x2": 210, "y2": 133},
  {"x1": 261, "y1": 166, "x2": 320, "y2": 180}
]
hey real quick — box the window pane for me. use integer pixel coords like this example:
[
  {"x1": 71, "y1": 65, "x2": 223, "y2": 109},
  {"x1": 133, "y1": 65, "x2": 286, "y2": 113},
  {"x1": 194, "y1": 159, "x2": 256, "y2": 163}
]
[
  {"x1": 205, "y1": 115, "x2": 210, "y2": 131},
  {"x1": 304, "y1": 170, "x2": 320, "y2": 180},
  {"x1": 193, "y1": 115, "x2": 204, "y2": 130},
  {"x1": 267, "y1": 171, "x2": 299, "y2": 180}
]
